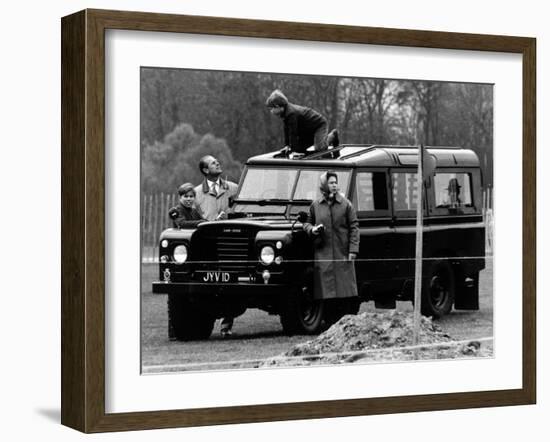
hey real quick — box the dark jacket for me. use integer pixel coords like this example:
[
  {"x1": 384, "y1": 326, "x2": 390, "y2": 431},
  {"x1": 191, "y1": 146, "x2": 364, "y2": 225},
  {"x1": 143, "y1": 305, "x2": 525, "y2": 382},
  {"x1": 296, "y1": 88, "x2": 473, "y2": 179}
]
[
  {"x1": 303, "y1": 192, "x2": 360, "y2": 299},
  {"x1": 282, "y1": 103, "x2": 327, "y2": 153},
  {"x1": 168, "y1": 203, "x2": 204, "y2": 228}
]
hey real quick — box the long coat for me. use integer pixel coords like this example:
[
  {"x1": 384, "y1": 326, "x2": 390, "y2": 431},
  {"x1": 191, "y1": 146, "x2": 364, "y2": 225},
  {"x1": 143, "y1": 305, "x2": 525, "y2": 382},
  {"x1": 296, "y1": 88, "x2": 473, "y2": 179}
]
[
  {"x1": 303, "y1": 192, "x2": 360, "y2": 299},
  {"x1": 194, "y1": 178, "x2": 238, "y2": 221}
]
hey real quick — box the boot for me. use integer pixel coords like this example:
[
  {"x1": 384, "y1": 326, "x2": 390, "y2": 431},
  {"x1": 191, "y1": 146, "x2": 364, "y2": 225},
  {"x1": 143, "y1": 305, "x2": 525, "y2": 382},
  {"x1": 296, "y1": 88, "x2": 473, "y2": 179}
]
[{"x1": 327, "y1": 129, "x2": 339, "y2": 148}]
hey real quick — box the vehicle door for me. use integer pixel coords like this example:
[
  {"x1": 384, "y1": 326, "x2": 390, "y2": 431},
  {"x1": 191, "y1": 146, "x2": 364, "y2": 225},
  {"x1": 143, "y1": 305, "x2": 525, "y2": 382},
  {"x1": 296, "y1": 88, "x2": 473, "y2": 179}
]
[
  {"x1": 351, "y1": 169, "x2": 395, "y2": 291},
  {"x1": 388, "y1": 168, "x2": 429, "y2": 283}
]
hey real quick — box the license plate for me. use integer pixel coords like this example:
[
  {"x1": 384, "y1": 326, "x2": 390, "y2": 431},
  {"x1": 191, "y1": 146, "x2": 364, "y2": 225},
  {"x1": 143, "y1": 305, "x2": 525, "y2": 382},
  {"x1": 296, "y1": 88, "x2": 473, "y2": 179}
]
[{"x1": 196, "y1": 271, "x2": 234, "y2": 283}]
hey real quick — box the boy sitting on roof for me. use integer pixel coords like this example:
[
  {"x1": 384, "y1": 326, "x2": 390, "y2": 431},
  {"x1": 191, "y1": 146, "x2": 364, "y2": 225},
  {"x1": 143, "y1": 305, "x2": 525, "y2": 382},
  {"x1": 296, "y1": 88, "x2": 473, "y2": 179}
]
[{"x1": 266, "y1": 89, "x2": 339, "y2": 156}]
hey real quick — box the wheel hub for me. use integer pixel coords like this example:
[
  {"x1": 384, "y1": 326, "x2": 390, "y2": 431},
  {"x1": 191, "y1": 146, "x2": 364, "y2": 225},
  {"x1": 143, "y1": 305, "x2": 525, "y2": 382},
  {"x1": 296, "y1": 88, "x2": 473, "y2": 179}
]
[
  {"x1": 430, "y1": 275, "x2": 448, "y2": 307},
  {"x1": 299, "y1": 286, "x2": 318, "y2": 324}
]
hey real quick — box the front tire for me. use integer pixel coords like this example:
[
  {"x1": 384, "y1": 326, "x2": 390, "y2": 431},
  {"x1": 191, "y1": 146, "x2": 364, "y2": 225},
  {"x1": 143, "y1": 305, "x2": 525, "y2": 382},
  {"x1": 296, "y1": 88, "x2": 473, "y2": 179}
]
[
  {"x1": 421, "y1": 260, "x2": 455, "y2": 318},
  {"x1": 168, "y1": 294, "x2": 215, "y2": 341},
  {"x1": 280, "y1": 284, "x2": 325, "y2": 335}
]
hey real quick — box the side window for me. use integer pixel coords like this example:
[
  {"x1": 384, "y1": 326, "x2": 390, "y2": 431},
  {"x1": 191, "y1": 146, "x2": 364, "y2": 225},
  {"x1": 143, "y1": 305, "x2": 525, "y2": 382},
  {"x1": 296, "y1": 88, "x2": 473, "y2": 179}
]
[
  {"x1": 355, "y1": 172, "x2": 389, "y2": 212},
  {"x1": 392, "y1": 172, "x2": 419, "y2": 211},
  {"x1": 434, "y1": 173, "x2": 472, "y2": 208},
  {"x1": 294, "y1": 170, "x2": 351, "y2": 200}
]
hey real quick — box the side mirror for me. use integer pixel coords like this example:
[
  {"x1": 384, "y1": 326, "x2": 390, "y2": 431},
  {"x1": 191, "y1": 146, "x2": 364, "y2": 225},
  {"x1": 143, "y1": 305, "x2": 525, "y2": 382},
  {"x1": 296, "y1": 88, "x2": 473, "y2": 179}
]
[{"x1": 297, "y1": 211, "x2": 308, "y2": 223}]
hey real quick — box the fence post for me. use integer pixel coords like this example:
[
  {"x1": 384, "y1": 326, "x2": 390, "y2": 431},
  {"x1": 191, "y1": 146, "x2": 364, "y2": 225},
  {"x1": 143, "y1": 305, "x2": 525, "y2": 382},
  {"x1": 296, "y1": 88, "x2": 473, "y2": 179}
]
[
  {"x1": 160, "y1": 192, "x2": 165, "y2": 240},
  {"x1": 166, "y1": 193, "x2": 172, "y2": 230},
  {"x1": 152, "y1": 193, "x2": 156, "y2": 252},
  {"x1": 412, "y1": 145, "x2": 425, "y2": 359},
  {"x1": 491, "y1": 189, "x2": 493, "y2": 253},
  {"x1": 140, "y1": 193, "x2": 147, "y2": 259},
  {"x1": 147, "y1": 194, "x2": 153, "y2": 260}
]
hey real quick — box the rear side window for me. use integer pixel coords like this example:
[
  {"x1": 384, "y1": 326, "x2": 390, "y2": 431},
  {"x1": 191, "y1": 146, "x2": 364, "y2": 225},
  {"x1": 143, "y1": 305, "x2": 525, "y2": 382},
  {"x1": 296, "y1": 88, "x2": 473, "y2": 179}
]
[
  {"x1": 392, "y1": 172, "x2": 419, "y2": 211},
  {"x1": 355, "y1": 172, "x2": 389, "y2": 212},
  {"x1": 434, "y1": 173, "x2": 472, "y2": 208}
]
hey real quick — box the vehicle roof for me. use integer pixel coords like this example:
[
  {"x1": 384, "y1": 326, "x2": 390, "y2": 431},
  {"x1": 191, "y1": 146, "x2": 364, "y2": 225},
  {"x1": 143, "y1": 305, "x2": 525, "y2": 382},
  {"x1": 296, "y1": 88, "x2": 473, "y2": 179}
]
[{"x1": 246, "y1": 145, "x2": 480, "y2": 168}]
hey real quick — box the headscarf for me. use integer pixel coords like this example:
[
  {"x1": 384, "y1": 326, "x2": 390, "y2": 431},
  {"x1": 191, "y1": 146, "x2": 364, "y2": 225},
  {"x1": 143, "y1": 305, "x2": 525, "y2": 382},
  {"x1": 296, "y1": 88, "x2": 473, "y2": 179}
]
[{"x1": 319, "y1": 171, "x2": 338, "y2": 199}]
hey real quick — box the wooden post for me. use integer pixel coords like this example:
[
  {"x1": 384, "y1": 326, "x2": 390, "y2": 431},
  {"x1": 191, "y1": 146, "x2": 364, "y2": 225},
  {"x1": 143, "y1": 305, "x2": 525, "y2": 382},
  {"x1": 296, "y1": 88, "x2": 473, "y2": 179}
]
[
  {"x1": 147, "y1": 194, "x2": 153, "y2": 259},
  {"x1": 141, "y1": 193, "x2": 148, "y2": 260},
  {"x1": 412, "y1": 144, "x2": 425, "y2": 359},
  {"x1": 166, "y1": 193, "x2": 171, "y2": 229},
  {"x1": 160, "y1": 192, "x2": 165, "y2": 235},
  {"x1": 152, "y1": 193, "x2": 158, "y2": 260}
]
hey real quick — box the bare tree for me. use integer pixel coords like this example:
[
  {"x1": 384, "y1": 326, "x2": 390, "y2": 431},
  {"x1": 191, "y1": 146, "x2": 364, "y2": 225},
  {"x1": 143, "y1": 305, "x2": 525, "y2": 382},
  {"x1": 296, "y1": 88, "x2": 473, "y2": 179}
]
[{"x1": 140, "y1": 69, "x2": 493, "y2": 187}]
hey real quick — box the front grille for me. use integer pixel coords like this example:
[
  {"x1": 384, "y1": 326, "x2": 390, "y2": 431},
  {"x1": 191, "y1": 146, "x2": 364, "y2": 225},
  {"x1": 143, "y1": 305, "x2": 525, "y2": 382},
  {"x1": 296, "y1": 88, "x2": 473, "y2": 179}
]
[
  {"x1": 216, "y1": 235, "x2": 249, "y2": 261},
  {"x1": 191, "y1": 226, "x2": 257, "y2": 272}
]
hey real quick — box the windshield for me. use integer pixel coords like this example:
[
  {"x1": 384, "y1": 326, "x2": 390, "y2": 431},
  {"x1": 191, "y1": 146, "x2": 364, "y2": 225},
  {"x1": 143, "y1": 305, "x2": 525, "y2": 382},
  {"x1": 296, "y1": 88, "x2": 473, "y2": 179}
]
[
  {"x1": 236, "y1": 167, "x2": 352, "y2": 207},
  {"x1": 294, "y1": 170, "x2": 351, "y2": 200},
  {"x1": 238, "y1": 168, "x2": 298, "y2": 200}
]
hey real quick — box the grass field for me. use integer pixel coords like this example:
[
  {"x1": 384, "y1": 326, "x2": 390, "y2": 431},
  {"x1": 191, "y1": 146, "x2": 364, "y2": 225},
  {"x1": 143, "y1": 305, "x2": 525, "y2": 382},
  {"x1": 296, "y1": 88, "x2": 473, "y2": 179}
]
[{"x1": 141, "y1": 260, "x2": 493, "y2": 373}]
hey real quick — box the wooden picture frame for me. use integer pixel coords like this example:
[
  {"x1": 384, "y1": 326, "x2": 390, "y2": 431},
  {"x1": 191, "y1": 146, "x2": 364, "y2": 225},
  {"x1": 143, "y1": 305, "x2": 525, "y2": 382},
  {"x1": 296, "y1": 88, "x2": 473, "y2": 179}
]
[{"x1": 61, "y1": 9, "x2": 536, "y2": 433}]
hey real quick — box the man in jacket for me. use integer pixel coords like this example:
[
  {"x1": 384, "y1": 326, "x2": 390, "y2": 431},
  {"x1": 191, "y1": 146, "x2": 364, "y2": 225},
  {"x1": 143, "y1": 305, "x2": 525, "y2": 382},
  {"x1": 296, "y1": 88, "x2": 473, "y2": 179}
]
[
  {"x1": 194, "y1": 155, "x2": 238, "y2": 222},
  {"x1": 303, "y1": 171, "x2": 360, "y2": 302},
  {"x1": 194, "y1": 155, "x2": 239, "y2": 337}
]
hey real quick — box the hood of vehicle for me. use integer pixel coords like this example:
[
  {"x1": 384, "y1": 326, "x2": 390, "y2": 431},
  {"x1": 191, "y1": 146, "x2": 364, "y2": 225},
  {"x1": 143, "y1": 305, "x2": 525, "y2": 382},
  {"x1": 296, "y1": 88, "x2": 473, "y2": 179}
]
[
  {"x1": 159, "y1": 217, "x2": 303, "y2": 241},
  {"x1": 199, "y1": 217, "x2": 297, "y2": 230}
]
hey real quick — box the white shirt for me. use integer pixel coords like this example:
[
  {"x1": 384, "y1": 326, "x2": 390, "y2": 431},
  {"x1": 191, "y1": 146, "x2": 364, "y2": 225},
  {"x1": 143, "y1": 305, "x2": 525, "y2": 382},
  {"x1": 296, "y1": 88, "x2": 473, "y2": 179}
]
[{"x1": 208, "y1": 179, "x2": 221, "y2": 195}]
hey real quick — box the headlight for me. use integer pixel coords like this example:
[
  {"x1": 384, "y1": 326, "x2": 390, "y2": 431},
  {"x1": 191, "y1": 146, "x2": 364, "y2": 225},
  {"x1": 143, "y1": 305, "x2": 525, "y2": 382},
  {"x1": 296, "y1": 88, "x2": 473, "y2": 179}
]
[
  {"x1": 161, "y1": 239, "x2": 169, "y2": 248},
  {"x1": 260, "y1": 246, "x2": 275, "y2": 265},
  {"x1": 173, "y1": 244, "x2": 188, "y2": 264}
]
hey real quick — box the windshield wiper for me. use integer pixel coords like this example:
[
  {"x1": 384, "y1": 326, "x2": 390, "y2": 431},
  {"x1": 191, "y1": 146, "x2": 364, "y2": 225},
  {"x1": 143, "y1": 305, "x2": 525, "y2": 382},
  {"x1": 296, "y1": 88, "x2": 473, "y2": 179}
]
[
  {"x1": 233, "y1": 198, "x2": 290, "y2": 206},
  {"x1": 289, "y1": 199, "x2": 313, "y2": 204},
  {"x1": 233, "y1": 198, "x2": 313, "y2": 206}
]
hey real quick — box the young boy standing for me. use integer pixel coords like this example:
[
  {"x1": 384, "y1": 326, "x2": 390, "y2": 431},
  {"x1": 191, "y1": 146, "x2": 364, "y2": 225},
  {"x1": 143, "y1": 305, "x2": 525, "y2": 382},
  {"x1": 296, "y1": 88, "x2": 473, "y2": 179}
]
[
  {"x1": 168, "y1": 183, "x2": 204, "y2": 228},
  {"x1": 166, "y1": 183, "x2": 204, "y2": 341}
]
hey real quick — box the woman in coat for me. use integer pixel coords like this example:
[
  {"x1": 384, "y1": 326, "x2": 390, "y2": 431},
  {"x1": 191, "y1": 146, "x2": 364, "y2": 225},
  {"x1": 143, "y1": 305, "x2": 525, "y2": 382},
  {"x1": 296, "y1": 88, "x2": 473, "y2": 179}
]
[{"x1": 304, "y1": 171, "x2": 360, "y2": 303}]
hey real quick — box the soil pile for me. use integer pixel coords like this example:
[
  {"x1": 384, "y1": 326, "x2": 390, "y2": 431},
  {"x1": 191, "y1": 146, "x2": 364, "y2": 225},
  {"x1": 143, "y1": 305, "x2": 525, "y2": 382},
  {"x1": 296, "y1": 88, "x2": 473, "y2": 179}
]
[{"x1": 261, "y1": 311, "x2": 492, "y2": 367}]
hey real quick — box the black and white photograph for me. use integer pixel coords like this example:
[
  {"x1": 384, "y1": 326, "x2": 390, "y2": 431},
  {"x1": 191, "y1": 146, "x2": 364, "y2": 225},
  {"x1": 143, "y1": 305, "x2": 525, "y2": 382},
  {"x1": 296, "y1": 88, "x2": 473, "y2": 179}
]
[
  {"x1": 3, "y1": 0, "x2": 544, "y2": 439},
  {"x1": 140, "y1": 68, "x2": 494, "y2": 373}
]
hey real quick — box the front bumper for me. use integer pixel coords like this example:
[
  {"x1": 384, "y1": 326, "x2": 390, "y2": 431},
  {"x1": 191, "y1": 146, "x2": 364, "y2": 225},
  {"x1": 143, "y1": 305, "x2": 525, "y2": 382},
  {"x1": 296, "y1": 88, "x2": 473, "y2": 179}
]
[{"x1": 152, "y1": 281, "x2": 288, "y2": 296}]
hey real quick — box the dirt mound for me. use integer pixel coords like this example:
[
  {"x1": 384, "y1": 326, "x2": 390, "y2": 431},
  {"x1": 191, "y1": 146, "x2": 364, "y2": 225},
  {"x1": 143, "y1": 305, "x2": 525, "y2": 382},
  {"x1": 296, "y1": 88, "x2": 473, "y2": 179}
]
[{"x1": 261, "y1": 311, "x2": 492, "y2": 367}]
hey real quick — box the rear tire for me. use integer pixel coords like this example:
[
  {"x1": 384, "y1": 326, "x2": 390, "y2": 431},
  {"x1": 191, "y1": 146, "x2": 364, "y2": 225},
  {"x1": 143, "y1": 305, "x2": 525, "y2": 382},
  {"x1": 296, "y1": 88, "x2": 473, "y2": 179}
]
[
  {"x1": 280, "y1": 283, "x2": 325, "y2": 335},
  {"x1": 421, "y1": 260, "x2": 455, "y2": 318},
  {"x1": 168, "y1": 294, "x2": 215, "y2": 341}
]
